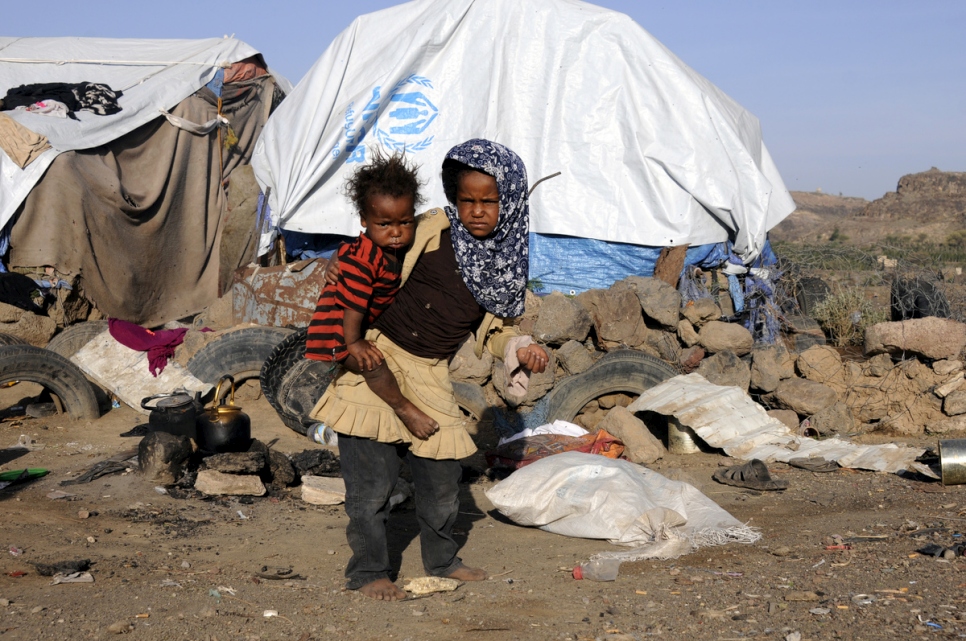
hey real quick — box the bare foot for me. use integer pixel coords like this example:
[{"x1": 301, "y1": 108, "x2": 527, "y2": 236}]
[
  {"x1": 396, "y1": 402, "x2": 439, "y2": 440},
  {"x1": 357, "y1": 578, "x2": 407, "y2": 601},
  {"x1": 446, "y1": 565, "x2": 487, "y2": 581}
]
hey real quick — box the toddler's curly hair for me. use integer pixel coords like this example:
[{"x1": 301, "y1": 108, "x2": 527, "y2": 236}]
[{"x1": 345, "y1": 148, "x2": 423, "y2": 218}]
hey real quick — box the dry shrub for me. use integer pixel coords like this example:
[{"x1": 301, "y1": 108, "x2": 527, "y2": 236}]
[{"x1": 811, "y1": 288, "x2": 888, "y2": 347}]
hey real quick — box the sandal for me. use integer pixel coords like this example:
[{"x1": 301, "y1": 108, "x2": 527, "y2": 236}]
[{"x1": 712, "y1": 459, "x2": 789, "y2": 491}]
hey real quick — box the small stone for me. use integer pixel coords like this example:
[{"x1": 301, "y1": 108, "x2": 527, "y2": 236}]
[
  {"x1": 936, "y1": 373, "x2": 965, "y2": 399},
  {"x1": 31, "y1": 605, "x2": 45, "y2": 614},
  {"x1": 945, "y1": 391, "x2": 966, "y2": 417},
  {"x1": 681, "y1": 298, "x2": 720, "y2": 327},
  {"x1": 697, "y1": 321, "x2": 753, "y2": 356},
  {"x1": 785, "y1": 590, "x2": 821, "y2": 602},
  {"x1": 934, "y1": 360, "x2": 964, "y2": 376},
  {"x1": 107, "y1": 620, "x2": 133, "y2": 634},
  {"x1": 0, "y1": 599, "x2": 8, "y2": 607},
  {"x1": 77, "y1": 510, "x2": 90, "y2": 519},
  {"x1": 181, "y1": 561, "x2": 190, "y2": 569},
  {"x1": 327, "y1": 549, "x2": 335, "y2": 555}
]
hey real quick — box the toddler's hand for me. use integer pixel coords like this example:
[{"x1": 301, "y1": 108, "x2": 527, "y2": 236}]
[
  {"x1": 324, "y1": 254, "x2": 341, "y2": 285},
  {"x1": 347, "y1": 340, "x2": 384, "y2": 372},
  {"x1": 516, "y1": 344, "x2": 549, "y2": 374}
]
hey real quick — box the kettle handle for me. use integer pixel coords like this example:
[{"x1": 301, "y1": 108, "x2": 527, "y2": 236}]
[
  {"x1": 141, "y1": 393, "x2": 181, "y2": 411},
  {"x1": 213, "y1": 375, "x2": 236, "y2": 406}
]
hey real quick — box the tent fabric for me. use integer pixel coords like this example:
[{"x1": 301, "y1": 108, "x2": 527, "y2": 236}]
[
  {"x1": 0, "y1": 37, "x2": 292, "y2": 231},
  {"x1": 8, "y1": 76, "x2": 277, "y2": 326},
  {"x1": 252, "y1": 0, "x2": 795, "y2": 264}
]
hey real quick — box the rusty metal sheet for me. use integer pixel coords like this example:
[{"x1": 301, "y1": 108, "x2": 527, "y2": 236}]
[{"x1": 231, "y1": 258, "x2": 326, "y2": 328}]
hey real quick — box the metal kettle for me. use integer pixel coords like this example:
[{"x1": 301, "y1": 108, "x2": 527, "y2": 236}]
[
  {"x1": 141, "y1": 391, "x2": 202, "y2": 440},
  {"x1": 196, "y1": 376, "x2": 251, "y2": 453}
]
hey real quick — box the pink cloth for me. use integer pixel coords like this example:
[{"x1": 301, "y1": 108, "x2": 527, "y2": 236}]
[
  {"x1": 108, "y1": 318, "x2": 187, "y2": 377},
  {"x1": 503, "y1": 335, "x2": 535, "y2": 398}
]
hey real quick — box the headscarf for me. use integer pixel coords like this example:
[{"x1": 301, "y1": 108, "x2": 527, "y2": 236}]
[{"x1": 443, "y1": 139, "x2": 529, "y2": 317}]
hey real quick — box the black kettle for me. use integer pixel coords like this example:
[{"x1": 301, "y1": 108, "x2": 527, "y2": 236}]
[
  {"x1": 196, "y1": 376, "x2": 251, "y2": 453},
  {"x1": 141, "y1": 391, "x2": 202, "y2": 440}
]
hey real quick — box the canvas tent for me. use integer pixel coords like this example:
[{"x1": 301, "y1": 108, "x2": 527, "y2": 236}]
[
  {"x1": 252, "y1": 0, "x2": 796, "y2": 294},
  {"x1": 0, "y1": 37, "x2": 291, "y2": 325}
]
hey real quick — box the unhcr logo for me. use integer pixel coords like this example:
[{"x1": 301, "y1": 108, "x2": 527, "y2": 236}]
[{"x1": 332, "y1": 74, "x2": 438, "y2": 163}]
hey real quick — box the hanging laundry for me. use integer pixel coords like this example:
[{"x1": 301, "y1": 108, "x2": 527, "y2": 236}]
[{"x1": 1, "y1": 82, "x2": 122, "y2": 118}]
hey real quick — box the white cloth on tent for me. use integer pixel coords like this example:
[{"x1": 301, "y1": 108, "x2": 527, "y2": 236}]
[
  {"x1": 252, "y1": 0, "x2": 795, "y2": 263},
  {"x1": 0, "y1": 37, "x2": 292, "y2": 231}
]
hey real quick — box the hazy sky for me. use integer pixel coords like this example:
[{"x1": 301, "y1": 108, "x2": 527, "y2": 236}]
[{"x1": 5, "y1": 0, "x2": 964, "y2": 201}]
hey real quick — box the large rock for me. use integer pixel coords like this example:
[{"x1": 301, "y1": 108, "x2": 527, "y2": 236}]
[
  {"x1": 945, "y1": 390, "x2": 966, "y2": 417},
  {"x1": 138, "y1": 431, "x2": 193, "y2": 485},
  {"x1": 577, "y1": 287, "x2": 648, "y2": 349},
  {"x1": 810, "y1": 401, "x2": 855, "y2": 436},
  {"x1": 934, "y1": 360, "x2": 964, "y2": 376},
  {"x1": 449, "y1": 335, "x2": 494, "y2": 384},
  {"x1": 696, "y1": 350, "x2": 751, "y2": 391},
  {"x1": 750, "y1": 346, "x2": 782, "y2": 393},
  {"x1": 554, "y1": 340, "x2": 597, "y2": 376},
  {"x1": 0, "y1": 302, "x2": 25, "y2": 323},
  {"x1": 677, "y1": 320, "x2": 699, "y2": 347},
  {"x1": 532, "y1": 292, "x2": 592, "y2": 345},
  {"x1": 865, "y1": 317, "x2": 966, "y2": 361},
  {"x1": 697, "y1": 321, "x2": 753, "y2": 356},
  {"x1": 681, "y1": 298, "x2": 720, "y2": 327},
  {"x1": 876, "y1": 393, "x2": 944, "y2": 435},
  {"x1": 1, "y1": 312, "x2": 56, "y2": 347},
  {"x1": 767, "y1": 409, "x2": 801, "y2": 430},
  {"x1": 768, "y1": 378, "x2": 838, "y2": 415},
  {"x1": 641, "y1": 328, "x2": 681, "y2": 363},
  {"x1": 935, "y1": 373, "x2": 965, "y2": 398},
  {"x1": 596, "y1": 406, "x2": 665, "y2": 465},
  {"x1": 194, "y1": 470, "x2": 266, "y2": 496},
  {"x1": 268, "y1": 450, "x2": 297, "y2": 488},
  {"x1": 926, "y1": 415, "x2": 966, "y2": 434},
  {"x1": 620, "y1": 276, "x2": 682, "y2": 329},
  {"x1": 796, "y1": 346, "x2": 845, "y2": 384},
  {"x1": 864, "y1": 353, "x2": 894, "y2": 377}
]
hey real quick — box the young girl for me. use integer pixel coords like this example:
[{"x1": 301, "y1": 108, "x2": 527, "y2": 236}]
[
  {"x1": 312, "y1": 139, "x2": 548, "y2": 601},
  {"x1": 305, "y1": 150, "x2": 421, "y2": 392}
]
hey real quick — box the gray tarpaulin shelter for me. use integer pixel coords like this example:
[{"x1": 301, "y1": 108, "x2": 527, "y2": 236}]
[
  {"x1": 252, "y1": 0, "x2": 796, "y2": 294},
  {"x1": 0, "y1": 38, "x2": 291, "y2": 326}
]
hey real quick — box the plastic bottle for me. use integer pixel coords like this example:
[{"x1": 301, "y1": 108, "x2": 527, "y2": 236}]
[
  {"x1": 572, "y1": 558, "x2": 620, "y2": 581},
  {"x1": 307, "y1": 423, "x2": 338, "y2": 447}
]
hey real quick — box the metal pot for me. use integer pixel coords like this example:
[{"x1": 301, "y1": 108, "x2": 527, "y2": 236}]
[
  {"x1": 140, "y1": 392, "x2": 202, "y2": 440},
  {"x1": 196, "y1": 376, "x2": 251, "y2": 453}
]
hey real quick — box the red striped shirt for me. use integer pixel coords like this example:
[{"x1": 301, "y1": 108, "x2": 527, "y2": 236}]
[{"x1": 305, "y1": 233, "x2": 401, "y2": 362}]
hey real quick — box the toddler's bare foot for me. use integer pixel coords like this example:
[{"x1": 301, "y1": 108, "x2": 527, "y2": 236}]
[
  {"x1": 396, "y1": 402, "x2": 438, "y2": 440},
  {"x1": 357, "y1": 578, "x2": 407, "y2": 601},
  {"x1": 446, "y1": 565, "x2": 487, "y2": 582}
]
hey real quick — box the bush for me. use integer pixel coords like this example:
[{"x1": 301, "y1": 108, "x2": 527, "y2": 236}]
[{"x1": 811, "y1": 288, "x2": 889, "y2": 347}]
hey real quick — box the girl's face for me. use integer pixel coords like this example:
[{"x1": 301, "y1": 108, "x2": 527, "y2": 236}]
[
  {"x1": 456, "y1": 170, "x2": 499, "y2": 239},
  {"x1": 361, "y1": 193, "x2": 416, "y2": 251}
]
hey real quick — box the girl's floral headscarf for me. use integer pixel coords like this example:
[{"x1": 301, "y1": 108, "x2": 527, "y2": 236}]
[{"x1": 443, "y1": 139, "x2": 529, "y2": 317}]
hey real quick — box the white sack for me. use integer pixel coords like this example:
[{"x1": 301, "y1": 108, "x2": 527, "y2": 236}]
[
  {"x1": 485, "y1": 451, "x2": 759, "y2": 557},
  {"x1": 252, "y1": 0, "x2": 795, "y2": 263}
]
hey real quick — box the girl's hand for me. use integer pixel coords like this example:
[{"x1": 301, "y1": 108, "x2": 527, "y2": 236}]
[
  {"x1": 346, "y1": 340, "x2": 384, "y2": 372},
  {"x1": 324, "y1": 254, "x2": 341, "y2": 285},
  {"x1": 516, "y1": 344, "x2": 549, "y2": 374}
]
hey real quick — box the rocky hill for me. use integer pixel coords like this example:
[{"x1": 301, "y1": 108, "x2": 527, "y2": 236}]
[{"x1": 770, "y1": 168, "x2": 966, "y2": 246}]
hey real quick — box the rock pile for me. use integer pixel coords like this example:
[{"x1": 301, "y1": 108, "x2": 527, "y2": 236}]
[{"x1": 451, "y1": 276, "x2": 966, "y2": 438}]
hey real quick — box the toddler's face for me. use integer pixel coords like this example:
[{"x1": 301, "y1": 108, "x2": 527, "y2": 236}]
[
  {"x1": 456, "y1": 170, "x2": 499, "y2": 239},
  {"x1": 361, "y1": 193, "x2": 416, "y2": 251}
]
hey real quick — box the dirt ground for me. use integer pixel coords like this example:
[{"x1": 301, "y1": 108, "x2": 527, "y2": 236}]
[{"x1": 0, "y1": 380, "x2": 964, "y2": 641}]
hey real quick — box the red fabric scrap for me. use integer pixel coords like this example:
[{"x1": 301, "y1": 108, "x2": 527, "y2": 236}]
[{"x1": 108, "y1": 318, "x2": 187, "y2": 377}]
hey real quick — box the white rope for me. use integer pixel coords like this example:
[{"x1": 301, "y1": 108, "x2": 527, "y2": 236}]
[
  {"x1": 158, "y1": 109, "x2": 228, "y2": 135},
  {"x1": 0, "y1": 58, "x2": 232, "y2": 68}
]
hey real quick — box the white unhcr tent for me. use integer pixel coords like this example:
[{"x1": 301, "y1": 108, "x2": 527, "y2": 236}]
[{"x1": 252, "y1": 0, "x2": 795, "y2": 272}]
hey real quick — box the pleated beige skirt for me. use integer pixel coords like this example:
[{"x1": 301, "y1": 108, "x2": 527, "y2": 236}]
[{"x1": 309, "y1": 329, "x2": 478, "y2": 460}]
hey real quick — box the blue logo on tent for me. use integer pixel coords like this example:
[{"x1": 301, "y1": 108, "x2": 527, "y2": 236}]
[{"x1": 332, "y1": 75, "x2": 437, "y2": 164}]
